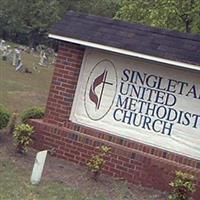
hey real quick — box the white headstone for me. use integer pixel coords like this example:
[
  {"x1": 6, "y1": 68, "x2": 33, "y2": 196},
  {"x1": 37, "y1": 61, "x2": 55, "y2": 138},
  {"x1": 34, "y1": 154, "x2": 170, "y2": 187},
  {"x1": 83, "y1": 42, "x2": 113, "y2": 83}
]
[
  {"x1": 2, "y1": 44, "x2": 9, "y2": 60},
  {"x1": 2, "y1": 49, "x2": 7, "y2": 57},
  {"x1": 0, "y1": 40, "x2": 6, "y2": 51},
  {"x1": 30, "y1": 48, "x2": 34, "y2": 54},
  {"x1": 39, "y1": 51, "x2": 48, "y2": 66},
  {"x1": 15, "y1": 61, "x2": 23, "y2": 71},
  {"x1": 7, "y1": 48, "x2": 13, "y2": 64},
  {"x1": 15, "y1": 51, "x2": 24, "y2": 71},
  {"x1": 12, "y1": 49, "x2": 20, "y2": 66},
  {"x1": 31, "y1": 150, "x2": 48, "y2": 185},
  {"x1": 51, "y1": 53, "x2": 57, "y2": 65}
]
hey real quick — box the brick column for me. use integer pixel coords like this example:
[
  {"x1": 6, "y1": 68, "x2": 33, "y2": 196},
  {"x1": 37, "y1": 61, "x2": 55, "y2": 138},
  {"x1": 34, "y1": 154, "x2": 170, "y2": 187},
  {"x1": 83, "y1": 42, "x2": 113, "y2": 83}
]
[{"x1": 44, "y1": 42, "x2": 85, "y2": 126}]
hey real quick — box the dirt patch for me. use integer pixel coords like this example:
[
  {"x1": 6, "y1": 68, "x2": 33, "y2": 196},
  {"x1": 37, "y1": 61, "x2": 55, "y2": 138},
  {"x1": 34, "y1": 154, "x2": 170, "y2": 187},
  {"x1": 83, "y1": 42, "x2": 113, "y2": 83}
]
[{"x1": 0, "y1": 133, "x2": 168, "y2": 200}]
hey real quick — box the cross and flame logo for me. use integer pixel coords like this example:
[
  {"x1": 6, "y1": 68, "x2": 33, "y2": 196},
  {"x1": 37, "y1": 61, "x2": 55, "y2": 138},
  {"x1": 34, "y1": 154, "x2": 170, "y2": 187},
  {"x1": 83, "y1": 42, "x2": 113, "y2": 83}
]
[
  {"x1": 89, "y1": 69, "x2": 113, "y2": 110},
  {"x1": 84, "y1": 60, "x2": 117, "y2": 121}
]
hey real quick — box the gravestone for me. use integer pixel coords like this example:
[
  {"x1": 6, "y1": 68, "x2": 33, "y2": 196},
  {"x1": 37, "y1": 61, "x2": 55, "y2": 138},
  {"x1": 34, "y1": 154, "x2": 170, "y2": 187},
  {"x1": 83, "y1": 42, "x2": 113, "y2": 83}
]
[
  {"x1": 6, "y1": 47, "x2": 13, "y2": 64},
  {"x1": 12, "y1": 48, "x2": 21, "y2": 67},
  {"x1": 15, "y1": 51, "x2": 23, "y2": 71},
  {"x1": 1, "y1": 41, "x2": 8, "y2": 60},
  {"x1": 30, "y1": 48, "x2": 34, "y2": 54},
  {"x1": 39, "y1": 51, "x2": 48, "y2": 66},
  {"x1": 2, "y1": 49, "x2": 7, "y2": 61},
  {"x1": 0, "y1": 40, "x2": 6, "y2": 52},
  {"x1": 31, "y1": 150, "x2": 48, "y2": 185},
  {"x1": 51, "y1": 53, "x2": 57, "y2": 65}
]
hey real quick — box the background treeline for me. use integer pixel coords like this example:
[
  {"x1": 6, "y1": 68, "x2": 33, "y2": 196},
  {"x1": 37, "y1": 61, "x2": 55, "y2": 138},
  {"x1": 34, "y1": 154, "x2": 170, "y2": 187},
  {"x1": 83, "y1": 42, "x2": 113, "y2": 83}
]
[{"x1": 0, "y1": 0, "x2": 199, "y2": 47}]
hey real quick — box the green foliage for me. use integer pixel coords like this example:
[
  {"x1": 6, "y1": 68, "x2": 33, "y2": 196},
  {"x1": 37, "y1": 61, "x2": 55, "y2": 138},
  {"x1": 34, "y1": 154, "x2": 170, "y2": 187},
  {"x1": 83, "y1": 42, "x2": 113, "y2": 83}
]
[
  {"x1": 168, "y1": 171, "x2": 196, "y2": 200},
  {"x1": 0, "y1": 104, "x2": 10, "y2": 130},
  {"x1": 21, "y1": 107, "x2": 44, "y2": 123},
  {"x1": 88, "y1": 155, "x2": 105, "y2": 173},
  {"x1": 115, "y1": 0, "x2": 200, "y2": 33},
  {"x1": 0, "y1": 0, "x2": 199, "y2": 49},
  {"x1": 2, "y1": 0, "x2": 199, "y2": 47},
  {"x1": 87, "y1": 145, "x2": 111, "y2": 180},
  {"x1": 73, "y1": 0, "x2": 120, "y2": 18},
  {"x1": 0, "y1": 0, "x2": 61, "y2": 46},
  {"x1": 13, "y1": 123, "x2": 34, "y2": 153},
  {"x1": 0, "y1": 0, "x2": 121, "y2": 45}
]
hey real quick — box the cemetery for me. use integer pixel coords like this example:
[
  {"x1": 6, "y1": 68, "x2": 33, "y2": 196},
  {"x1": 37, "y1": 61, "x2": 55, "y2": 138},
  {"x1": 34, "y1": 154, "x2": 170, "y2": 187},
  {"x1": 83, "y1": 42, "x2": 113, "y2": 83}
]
[
  {"x1": 0, "y1": 6, "x2": 200, "y2": 200},
  {"x1": 0, "y1": 40, "x2": 55, "y2": 73},
  {"x1": 0, "y1": 40, "x2": 56, "y2": 112}
]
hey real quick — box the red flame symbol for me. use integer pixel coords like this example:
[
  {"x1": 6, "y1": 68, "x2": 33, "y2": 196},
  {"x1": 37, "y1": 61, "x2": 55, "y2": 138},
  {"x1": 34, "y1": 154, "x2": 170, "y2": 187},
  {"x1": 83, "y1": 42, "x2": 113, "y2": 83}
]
[{"x1": 89, "y1": 69, "x2": 108, "y2": 109}]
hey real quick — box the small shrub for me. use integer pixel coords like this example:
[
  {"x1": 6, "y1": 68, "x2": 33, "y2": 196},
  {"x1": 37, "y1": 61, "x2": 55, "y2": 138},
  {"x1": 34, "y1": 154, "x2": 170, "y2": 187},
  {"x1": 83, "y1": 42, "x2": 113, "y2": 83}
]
[
  {"x1": 0, "y1": 104, "x2": 10, "y2": 130},
  {"x1": 21, "y1": 107, "x2": 44, "y2": 123},
  {"x1": 168, "y1": 171, "x2": 196, "y2": 200},
  {"x1": 13, "y1": 123, "x2": 34, "y2": 154},
  {"x1": 87, "y1": 145, "x2": 111, "y2": 181}
]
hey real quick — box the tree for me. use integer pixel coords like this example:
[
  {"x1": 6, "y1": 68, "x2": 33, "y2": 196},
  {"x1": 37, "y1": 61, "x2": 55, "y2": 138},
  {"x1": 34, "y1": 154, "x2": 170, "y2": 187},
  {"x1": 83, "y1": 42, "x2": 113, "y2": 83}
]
[
  {"x1": 19, "y1": 0, "x2": 60, "y2": 47},
  {"x1": 58, "y1": 0, "x2": 120, "y2": 18},
  {"x1": 0, "y1": 0, "x2": 22, "y2": 40},
  {"x1": 0, "y1": 0, "x2": 120, "y2": 45},
  {"x1": 0, "y1": 0, "x2": 60, "y2": 46},
  {"x1": 115, "y1": 0, "x2": 200, "y2": 33},
  {"x1": 76, "y1": 0, "x2": 120, "y2": 18}
]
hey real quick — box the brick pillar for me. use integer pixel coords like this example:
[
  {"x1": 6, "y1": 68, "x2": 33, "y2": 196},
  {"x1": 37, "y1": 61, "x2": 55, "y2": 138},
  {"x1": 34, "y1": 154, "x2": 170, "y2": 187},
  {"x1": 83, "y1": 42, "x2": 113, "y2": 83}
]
[{"x1": 44, "y1": 42, "x2": 85, "y2": 126}]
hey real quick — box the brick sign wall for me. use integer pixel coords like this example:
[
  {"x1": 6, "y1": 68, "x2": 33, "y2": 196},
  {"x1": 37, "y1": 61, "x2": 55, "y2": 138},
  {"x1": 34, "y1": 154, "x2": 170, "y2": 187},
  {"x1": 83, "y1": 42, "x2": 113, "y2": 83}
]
[{"x1": 30, "y1": 41, "x2": 200, "y2": 199}]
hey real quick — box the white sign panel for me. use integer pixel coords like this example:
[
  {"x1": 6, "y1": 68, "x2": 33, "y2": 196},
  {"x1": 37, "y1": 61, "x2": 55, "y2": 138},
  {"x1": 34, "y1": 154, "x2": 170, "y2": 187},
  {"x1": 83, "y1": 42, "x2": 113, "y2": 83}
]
[{"x1": 70, "y1": 48, "x2": 200, "y2": 160}]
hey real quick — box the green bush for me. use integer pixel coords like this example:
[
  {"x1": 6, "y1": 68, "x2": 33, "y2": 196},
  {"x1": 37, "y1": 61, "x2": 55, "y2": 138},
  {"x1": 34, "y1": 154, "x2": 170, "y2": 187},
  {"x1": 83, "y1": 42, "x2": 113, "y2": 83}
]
[
  {"x1": 13, "y1": 123, "x2": 34, "y2": 154},
  {"x1": 0, "y1": 104, "x2": 10, "y2": 130},
  {"x1": 87, "y1": 145, "x2": 111, "y2": 181},
  {"x1": 168, "y1": 171, "x2": 196, "y2": 200},
  {"x1": 21, "y1": 107, "x2": 44, "y2": 123}
]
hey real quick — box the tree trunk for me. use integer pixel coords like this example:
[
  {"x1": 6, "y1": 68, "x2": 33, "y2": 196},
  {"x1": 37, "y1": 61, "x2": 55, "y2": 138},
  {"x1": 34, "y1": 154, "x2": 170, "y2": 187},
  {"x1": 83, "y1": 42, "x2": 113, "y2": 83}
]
[
  {"x1": 2, "y1": 30, "x2": 7, "y2": 40},
  {"x1": 185, "y1": 0, "x2": 194, "y2": 33},
  {"x1": 29, "y1": 29, "x2": 39, "y2": 49},
  {"x1": 185, "y1": 18, "x2": 192, "y2": 33}
]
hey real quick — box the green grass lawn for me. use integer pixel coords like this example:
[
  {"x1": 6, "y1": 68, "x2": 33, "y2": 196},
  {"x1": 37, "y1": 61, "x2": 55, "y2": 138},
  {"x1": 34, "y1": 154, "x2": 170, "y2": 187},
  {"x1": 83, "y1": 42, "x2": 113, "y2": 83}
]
[
  {"x1": 0, "y1": 155, "x2": 104, "y2": 200},
  {"x1": 0, "y1": 51, "x2": 53, "y2": 112}
]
